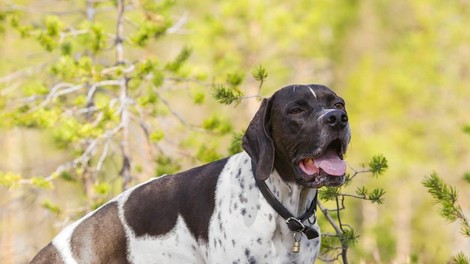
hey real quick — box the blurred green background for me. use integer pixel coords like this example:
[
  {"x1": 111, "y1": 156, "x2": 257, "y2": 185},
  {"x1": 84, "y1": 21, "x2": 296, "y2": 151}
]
[{"x1": 1, "y1": 0, "x2": 470, "y2": 263}]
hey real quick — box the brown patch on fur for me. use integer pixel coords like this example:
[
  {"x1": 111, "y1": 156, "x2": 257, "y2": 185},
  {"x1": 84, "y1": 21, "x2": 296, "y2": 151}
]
[
  {"x1": 70, "y1": 202, "x2": 129, "y2": 263},
  {"x1": 30, "y1": 243, "x2": 64, "y2": 264},
  {"x1": 124, "y1": 158, "x2": 228, "y2": 242}
]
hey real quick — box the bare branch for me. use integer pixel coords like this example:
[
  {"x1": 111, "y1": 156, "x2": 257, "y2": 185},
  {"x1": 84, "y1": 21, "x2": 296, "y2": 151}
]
[
  {"x1": 0, "y1": 64, "x2": 47, "y2": 84},
  {"x1": 116, "y1": 0, "x2": 125, "y2": 65},
  {"x1": 167, "y1": 12, "x2": 188, "y2": 34},
  {"x1": 152, "y1": 87, "x2": 207, "y2": 133},
  {"x1": 86, "y1": 80, "x2": 122, "y2": 103},
  {"x1": 96, "y1": 138, "x2": 110, "y2": 173},
  {"x1": 318, "y1": 201, "x2": 343, "y2": 236},
  {"x1": 32, "y1": 83, "x2": 85, "y2": 110},
  {"x1": 318, "y1": 200, "x2": 349, "y2": 264}
]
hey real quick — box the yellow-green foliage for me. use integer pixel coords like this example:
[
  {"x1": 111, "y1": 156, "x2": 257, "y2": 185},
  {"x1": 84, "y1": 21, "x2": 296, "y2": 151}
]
[{"x1": 1, "y1": 0, "x2": 469, "y2": 262}]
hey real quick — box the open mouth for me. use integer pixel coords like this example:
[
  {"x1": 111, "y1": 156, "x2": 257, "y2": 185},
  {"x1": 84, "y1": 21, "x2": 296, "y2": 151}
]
[{"x1": 296, "y1": 139, "x2": 347, "y2": 187}]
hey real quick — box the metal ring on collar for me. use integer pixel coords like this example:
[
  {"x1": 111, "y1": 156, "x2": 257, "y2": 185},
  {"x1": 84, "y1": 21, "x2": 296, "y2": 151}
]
[{"x1": 285, "y1": 217, "x2": 306, "y2": 232}]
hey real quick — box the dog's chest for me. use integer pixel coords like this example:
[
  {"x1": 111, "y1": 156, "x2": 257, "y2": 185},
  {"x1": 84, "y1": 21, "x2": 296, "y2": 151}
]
[{"x1": 207, "y1": 152, "x2": 319, "y2": 264}]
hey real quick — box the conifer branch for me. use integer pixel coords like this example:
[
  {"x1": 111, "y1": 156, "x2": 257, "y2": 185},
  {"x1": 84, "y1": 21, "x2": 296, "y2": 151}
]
[
  {"x1": 423, "y1": 172, "x2": 470, "y2": 263},
  {"x1": 318, "y1": 154, "x2": 387, "y2": 263},
  {"x1": 423, "y1": 173, "x2": 470, "y2": 235}
]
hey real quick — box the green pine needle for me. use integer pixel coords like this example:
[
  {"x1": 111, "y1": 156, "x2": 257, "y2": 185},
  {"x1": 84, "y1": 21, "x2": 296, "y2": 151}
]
[
  {"x1": 252, "y1": 65, "x2": 268, "y2": 82},
  {"x1": 423, "y1": 172, "x2": 469, "y2": 227},
  {"x1": 355, "y1": 186, "x2": 368, "y2": 197},
  {"x1": 463, "y1": 172, "x2": 470, "y2": 183},
  {"x1": 368, "y1": 154, "x2": 388, "y2": 177},
  {"x1": 340, "y1": 228, "x2": 359, "y2": 247},
  {"x1": 211, "y1": 84, "x2": 243, "y2": 105},
  {"x1": 368, "y1": 188, "x2": 386, "y2": 204},
  {"x1": 451, "y1": 252, "x2": 470, "y2": 264},
  {"x1": 319, "y1": 187, "x2": 341, "y2": 201},
  {"x1": 229, "y1": 131, "x2": 244, "y2": 155},
  {"x1": 463, "y1": 124, "x2": 470, "y2": 135}
]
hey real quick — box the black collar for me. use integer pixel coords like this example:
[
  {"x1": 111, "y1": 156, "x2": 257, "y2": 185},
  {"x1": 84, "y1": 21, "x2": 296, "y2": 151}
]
[{"x1": 252, "y1": 161, "x2": 319, "y2": 240}]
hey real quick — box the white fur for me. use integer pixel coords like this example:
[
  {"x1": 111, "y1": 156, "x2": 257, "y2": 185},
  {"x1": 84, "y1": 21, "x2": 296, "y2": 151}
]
[
  {"x1": 206, "y1": 152, "x2": 319, "y2": 263},
  {"x1": 49, "y1": 152, "x2": 319, "y2": 263},
  {"x1": 309, "y1": 87, "x2": 318, "y2": 99}
]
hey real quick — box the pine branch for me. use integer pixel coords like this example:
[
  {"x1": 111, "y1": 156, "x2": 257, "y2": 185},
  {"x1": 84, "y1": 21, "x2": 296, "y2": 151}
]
[
  {"x1": 319, "y1": 155, "x2": 388, "y2": 263},
  {"x1": 211, "y1": 84, "x2": 243, "y2": 105},
  {"x1": 423, "y1": 172, "x2": 470, "y2": 231},
  {"x1": 423, "y1": 172, "x2": 470, "y2": 262},
  {"x1": 451, "y1": 252, "x2": 470, "y2": 264}
]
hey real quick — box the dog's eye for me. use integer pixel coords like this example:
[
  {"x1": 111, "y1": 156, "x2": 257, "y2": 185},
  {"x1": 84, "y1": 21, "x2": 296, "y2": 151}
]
[
  {"x1": 288, "y1": 107, "x2": 304, "y2": 115},
  {"x1": 334, "y1": 103, "x2": 345, "y2": 110}
]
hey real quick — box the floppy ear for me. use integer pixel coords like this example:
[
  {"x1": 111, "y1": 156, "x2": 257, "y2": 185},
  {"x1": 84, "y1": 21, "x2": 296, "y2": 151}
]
[{"x1": 242, "y1": 98, "x2": 275, "y2": 181}]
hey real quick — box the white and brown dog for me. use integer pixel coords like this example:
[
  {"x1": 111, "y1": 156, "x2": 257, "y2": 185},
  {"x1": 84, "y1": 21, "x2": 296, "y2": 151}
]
[{"x1": 31, "y1": 84, "x2": 351, "y2": 264}]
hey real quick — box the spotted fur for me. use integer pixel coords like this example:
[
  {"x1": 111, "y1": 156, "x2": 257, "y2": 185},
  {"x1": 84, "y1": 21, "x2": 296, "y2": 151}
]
[
  {"x1": 31, "y1": 84, "x2": 351, "y2": 264},
  {"x1": 31, "y1": 152, "x2": 319, "y2": 264}
]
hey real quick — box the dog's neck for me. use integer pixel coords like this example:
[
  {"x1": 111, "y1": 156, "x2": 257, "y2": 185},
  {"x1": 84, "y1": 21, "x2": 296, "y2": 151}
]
[{"x1": 266, "y1": 170, "x2": 317, "y2": 217}]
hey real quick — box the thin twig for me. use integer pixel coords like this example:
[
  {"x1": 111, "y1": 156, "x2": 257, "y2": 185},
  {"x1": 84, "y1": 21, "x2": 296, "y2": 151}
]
[
  {"x1": 318, "y1": 200, "x2": 348, "y2": 264},
  {"x1": 167, "y1": 12, "x2": 188, "y2": 34},
  {"x1": 116, "y1": 0, "x2": 125, "y2": 65},
  {"x1": 0, "y1": 63, "x2": 47, "y2": 84},
  {"x1": 31, "y1": 83, "x2": 84, "y2": 111}
]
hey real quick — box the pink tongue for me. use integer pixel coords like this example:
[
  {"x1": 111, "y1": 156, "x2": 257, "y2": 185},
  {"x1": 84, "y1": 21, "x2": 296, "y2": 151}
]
[{"x1": 314, "y1": 149, "x2": 346, "y2": 176}]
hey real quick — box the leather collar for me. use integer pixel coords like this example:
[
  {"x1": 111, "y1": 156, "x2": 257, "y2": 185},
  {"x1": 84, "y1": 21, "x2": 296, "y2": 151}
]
[{"x1": 252, "y1": 161, "x2": 319, "y2": 240}]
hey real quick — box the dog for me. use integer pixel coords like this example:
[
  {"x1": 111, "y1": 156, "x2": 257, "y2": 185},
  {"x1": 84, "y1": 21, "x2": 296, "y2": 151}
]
[{"x1": 31, "y1": 84, "x2": 351, "y2": 264}]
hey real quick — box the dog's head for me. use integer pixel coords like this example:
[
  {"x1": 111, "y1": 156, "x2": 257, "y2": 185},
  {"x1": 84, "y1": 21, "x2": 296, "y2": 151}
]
[{"x1": 242, "y1": 84, "x2": 351, "y2": 188}]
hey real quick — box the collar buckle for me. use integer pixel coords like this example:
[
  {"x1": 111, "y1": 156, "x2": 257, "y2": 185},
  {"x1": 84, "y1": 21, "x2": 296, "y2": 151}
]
[{"x1": 286, "y1": 217, "x2": 306, "y2": 232}]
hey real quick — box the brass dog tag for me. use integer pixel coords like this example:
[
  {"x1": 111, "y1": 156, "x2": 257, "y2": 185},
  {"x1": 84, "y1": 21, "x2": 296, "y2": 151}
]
[
  {"x1": 292, "y1": 240, "x2": 300, "y2": 253},
  {"x1": 292, "y1": 232, "x2": 301, "y2": 253}
]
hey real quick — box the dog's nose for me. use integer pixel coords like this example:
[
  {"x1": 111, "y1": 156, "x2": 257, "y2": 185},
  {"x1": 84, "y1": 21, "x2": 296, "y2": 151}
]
[{"x1": 323, "y1": 110, "x2": 348, "y2": 130}]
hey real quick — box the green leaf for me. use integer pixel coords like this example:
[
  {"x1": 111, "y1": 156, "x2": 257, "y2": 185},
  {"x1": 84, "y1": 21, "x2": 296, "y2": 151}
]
[
  {"x1": 155, "y1": 156, "x2": 181, "y2": 176},
  {"x1": 252, "y1": 65, "x2": 268, "y2": 82},
  {"x1": 192, "y1": 92, "x2": 205, "y2": 105},
  {"x1": 31, "y1": 176, "x2": 54, "y2": 189},
  {"x1": 423, "y1": 172, "x2": 463, "y2": 223},
  {"x1": 226, "y1": 72, "x2": 244, "y2": 87},
  {"x1": 229, "y1": 131, "x2": 244, "y2": 155},
  {"x1": 136, "y1": 59, "x2": 157, "y2": 78},
  {"x1": 152, "y1": 71, "x2": 165, "y2": 88},
  {"x1": 60, "y1": 41, "x2": 73, "y2": 56},
  {"x1": 319, "y1": 187, "x2": 341, "y2": 201},
  {"x1": 463, "y1": 172, "x2": 470, "y2": 183},
  {"x1": 93, "y1": 182, "x2": 111, "y2": 195},
  {"x1": 44, "y1": 15, "x2": 62, "y2": 37},
  {"x1": 211, "y1": 84, "x2": 243, "y2": 105},
  {"x1": 197, "y1": 144, "x2": 221, "y2": 163},
  {"x1": 340, "y1": 228, "x2": 359, "y2": 247},
  {"x1": 131, "y1": 17, "x2": 172, "y2": 47},
  {"x1": 150, "y1": 130, "x2": 165, "y2": 142},
  {"x1": 451, "y1": 252, "x2": 470, "y2": 264},
  {"x1": 463, "y1": 124, "x2": 470, "y2": 135},
  {"x1": 0, "y1": 171, "x2": 22, "y2": 188},
  {"x1": 165, "y1": 46, "x2": 192, "y2": 72},
  {"x1": 202, "y1": 115, "x2": 233, "y2": 135},
  {"x1": 320, "y1": 235, "x2": 340, "y2": 256},
  {"x1": 355, "y1": 186, "x2": 368, "y2": 197},
  {"x1": 368, "y1": 188, "x2": 386, "y2": 204},
  {"x1": 42, "y1": 199, "x2": 62, "y2": 215},
  {"x1": 423, "y1": 172, "x2": 454, "y2": 204},
  {"x1": 59, "y1": 171, "x2": 75, "y2": 182},
  {"x1": 368, "y1": 154, "x2": 388, "y2": 176},
  {"x1": 37, "y1": 32, "x2": 57, "y2": 52}
]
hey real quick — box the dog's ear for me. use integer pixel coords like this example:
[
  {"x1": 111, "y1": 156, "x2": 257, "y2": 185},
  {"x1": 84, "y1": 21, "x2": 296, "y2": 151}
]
[{"x1": 242, "y1": 98, "x2": 275, "y2": 181}]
